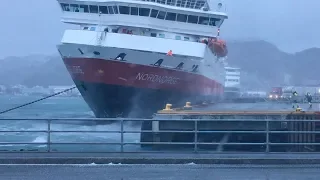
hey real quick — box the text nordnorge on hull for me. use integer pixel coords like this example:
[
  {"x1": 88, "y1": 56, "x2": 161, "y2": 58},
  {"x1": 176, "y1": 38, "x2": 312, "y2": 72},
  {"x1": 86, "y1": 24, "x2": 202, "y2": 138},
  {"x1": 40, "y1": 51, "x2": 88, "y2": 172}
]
[
  {"x1": 66, "y1": 65, "x2": 181, "y2": 85},
  {"x1": 136, "y1": 72, "x2": 180, "y2": 85}
]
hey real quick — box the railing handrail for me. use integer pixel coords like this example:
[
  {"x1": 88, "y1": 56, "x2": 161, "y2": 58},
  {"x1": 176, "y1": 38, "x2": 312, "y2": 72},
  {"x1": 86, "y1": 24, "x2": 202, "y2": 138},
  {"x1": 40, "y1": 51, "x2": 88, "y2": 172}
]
[
  {"x1": 1, "y1": 118, "x2": 320, "y2": 122},
  {"x1": 0, "y1": 117, "x2": 320, "y2": 154}
]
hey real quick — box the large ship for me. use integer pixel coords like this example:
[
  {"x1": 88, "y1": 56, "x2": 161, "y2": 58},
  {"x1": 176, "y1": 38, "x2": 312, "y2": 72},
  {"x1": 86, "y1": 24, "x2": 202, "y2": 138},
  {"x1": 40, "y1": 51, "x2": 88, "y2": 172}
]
[{"x1": 56, "y1": 0, "x2": 229, "y2": 118}]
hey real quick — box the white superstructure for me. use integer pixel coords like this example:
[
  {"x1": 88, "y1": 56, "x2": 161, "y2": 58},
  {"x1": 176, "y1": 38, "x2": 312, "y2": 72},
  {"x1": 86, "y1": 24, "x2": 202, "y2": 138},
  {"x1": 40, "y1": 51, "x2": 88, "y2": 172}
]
[
  {"x1": 224, "y1": 66, "x2": 241, "y2": 98},
  {"x1": 56, "y1": 0, "x2": 229, "y2": 86}
]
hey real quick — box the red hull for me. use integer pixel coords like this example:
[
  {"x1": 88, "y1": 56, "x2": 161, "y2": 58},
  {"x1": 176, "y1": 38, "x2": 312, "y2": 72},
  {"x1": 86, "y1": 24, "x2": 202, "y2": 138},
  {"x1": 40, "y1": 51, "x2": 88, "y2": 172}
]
[
  {"x1": 64, "y1": 58, "x2": 224, "y2": 95},
  {"x1": 63, "y1": 58, "x2": 224, "y2": 118}
]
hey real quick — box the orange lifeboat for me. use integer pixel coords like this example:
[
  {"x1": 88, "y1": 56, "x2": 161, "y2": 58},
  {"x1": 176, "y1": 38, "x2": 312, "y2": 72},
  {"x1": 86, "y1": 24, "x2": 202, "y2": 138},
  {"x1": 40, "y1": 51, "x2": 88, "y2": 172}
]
[{"x1": 208, "y1": 38, "x2": 228, "y2": 57}]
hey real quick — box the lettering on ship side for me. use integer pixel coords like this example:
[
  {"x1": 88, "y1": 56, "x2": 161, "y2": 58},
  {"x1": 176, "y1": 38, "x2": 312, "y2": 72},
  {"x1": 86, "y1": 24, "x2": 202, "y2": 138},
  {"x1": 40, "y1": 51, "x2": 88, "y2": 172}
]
[
  {"x1": 66, "y1": 65, "x2": 84, "y2": 75},
  {"x1": 135, "y1": 73, "x2": 180, "y2": 85}
]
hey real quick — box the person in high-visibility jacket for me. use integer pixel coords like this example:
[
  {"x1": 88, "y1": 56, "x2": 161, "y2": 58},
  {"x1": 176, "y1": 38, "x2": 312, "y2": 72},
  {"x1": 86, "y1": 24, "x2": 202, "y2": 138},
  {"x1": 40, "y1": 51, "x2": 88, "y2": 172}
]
[
  {"x1": 292, "y1": 91, "x2": 299, "y2": 108},
  {"x1": 167, "y1": 50, "x2": 173, "y2": 56},
  {"x1": 305, "y1": 92, "x2": 312, "y2": 108}
]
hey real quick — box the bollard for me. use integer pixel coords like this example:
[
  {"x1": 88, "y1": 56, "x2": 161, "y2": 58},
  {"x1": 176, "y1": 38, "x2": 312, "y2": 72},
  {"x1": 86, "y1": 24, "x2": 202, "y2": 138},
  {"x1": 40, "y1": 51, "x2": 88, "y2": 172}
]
[
  {"x1": 295, "y1": 108, "x2": 302, "y2": 112},
  {"x1": 163, "y1": 104, "x2": 173, "y2": 111},
  {"x1": 184, "y1": 102, "x2": 192, "y2": 110}
]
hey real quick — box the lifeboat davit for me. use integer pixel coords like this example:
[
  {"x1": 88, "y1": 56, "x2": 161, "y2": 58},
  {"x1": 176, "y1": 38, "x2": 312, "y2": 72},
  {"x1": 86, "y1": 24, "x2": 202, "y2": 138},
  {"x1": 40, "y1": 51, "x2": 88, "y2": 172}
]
[{"x1": 208, "y1": 38, "x2": 228, "y2": 58}]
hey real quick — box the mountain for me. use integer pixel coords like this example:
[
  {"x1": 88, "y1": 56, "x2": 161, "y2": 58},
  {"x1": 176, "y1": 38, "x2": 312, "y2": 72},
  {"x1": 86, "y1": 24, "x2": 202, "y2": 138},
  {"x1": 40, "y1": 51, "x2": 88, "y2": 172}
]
[
  {"x1": 22, "y1": 56, "x2": 73, "y2": 87},
  {"x1": 226, "y1": 40, "x2": 320, "y2": 89},
  {"x1": 0, "y1": 55, "x2": 73, "y2": 87},
  {"x1": 0, "y1": 41, "x2": 319, "y2": 89}
]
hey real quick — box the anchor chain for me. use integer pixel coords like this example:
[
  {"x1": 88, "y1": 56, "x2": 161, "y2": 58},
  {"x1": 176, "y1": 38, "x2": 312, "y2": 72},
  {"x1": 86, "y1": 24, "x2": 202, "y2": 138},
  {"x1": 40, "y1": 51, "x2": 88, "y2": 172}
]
[{"x1": 0, "y1": 86, "x2": 77, "y2": 114}]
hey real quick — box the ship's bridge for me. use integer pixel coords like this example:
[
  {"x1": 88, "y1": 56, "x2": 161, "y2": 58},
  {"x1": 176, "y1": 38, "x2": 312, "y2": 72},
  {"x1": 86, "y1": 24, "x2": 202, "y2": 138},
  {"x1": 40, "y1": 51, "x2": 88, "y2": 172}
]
[
  {"x1": 135, "y1": 0, "x2": 210, "y2": 10},
  {"x1": 57, "y1": 0, "x2": 228, "y2": 37}
]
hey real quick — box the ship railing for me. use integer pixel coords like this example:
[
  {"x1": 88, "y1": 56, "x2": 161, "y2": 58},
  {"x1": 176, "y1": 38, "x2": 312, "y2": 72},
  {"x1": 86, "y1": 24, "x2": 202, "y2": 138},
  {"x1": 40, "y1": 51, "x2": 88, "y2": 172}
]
[{"x1": 0, "y1": 118, "x2": 320, "y2": 153}]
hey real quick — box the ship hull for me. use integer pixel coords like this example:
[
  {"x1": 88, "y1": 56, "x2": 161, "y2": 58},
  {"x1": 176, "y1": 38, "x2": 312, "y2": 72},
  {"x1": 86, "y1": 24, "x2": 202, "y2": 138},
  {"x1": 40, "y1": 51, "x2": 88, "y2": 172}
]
[{"x1": 62, "y1": 57, "x2": 224, "y2": 118}]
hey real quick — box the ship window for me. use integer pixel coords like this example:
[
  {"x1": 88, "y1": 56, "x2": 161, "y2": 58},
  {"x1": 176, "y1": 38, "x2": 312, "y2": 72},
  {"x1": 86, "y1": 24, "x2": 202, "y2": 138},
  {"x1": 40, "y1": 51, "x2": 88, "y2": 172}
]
[
  {"x1": 184, "y1": 37, "x2": 190, "y2": 41},
  {"x1": 131, "y1": 7, "x2": 138, "y2": 15},
  {"x1": 175, "y1": 36, "x2": 181, "y2": 40},
  {"x1": 190, "y1": 0, "x2": 196, "y2": 8},
  {"x1": 113, "y1": 6, "x2": 119, "y2": 14},
  {"x1": 108, "y1": 6, "x2": 114, "y2": 14},
  {"x1": 89, "y1": 5, "x2": 98, "y2": 13},
  {"x1": 176, "y1": 0, "x2": 182, "y2": 6},
  {"x1": 70, "y1": 4, "x2": 79, "y2": 12},
  {"x1": 165, "y1": 12, "x2": 176, "y2": 21},
  {"x1": 156, "y1": 0, "x2": 164, "y2": 4},
  {"x1": 150, "y1": 33, "x2": 157, "y2": 37},
  {"x1": 199, "y1": 16, "x2": 209, "y2": 25},
  {"x1": 119, "y1": 6, "x2": 130, "y2": 14},
  {"x1": 83, "y1": 27, "x2": 89, "y2": 30},
  {"x1": 156, "y1": 11, "x2": 166, "y2": 19},
  {"x1": 177, "y1": 14, "x2": 187, "y2": 22},
  {"x1": 139, "y1": 8, "x2": 150, "y2": 16},
  {"x1": 209, "y1": 18, "x2": 219, "y2": 26},
  {"x1": 187, "y1": 15, "x2": 198, "y2": 24},
  {"x1": 99, "y1": 6, "x2": 108, "y2": 14},
  {"x1": 158, "y1": 33, "x2": 165, "y2": 38},
  {"x1": 150, "y1": 9, "x2": 158, "y2": 18},
  {"x1": 90, "y1": 27, "x2": 96, "y2": 31},
  {"x1": 79, "y1": 5, "x2": 89, "y2": 13},
  {"x1": 195, "y1": 1, "x2": 205, "y2": 9},
  {"x1": 60, "y1": 3, "x2": 69, "y2": 11}
]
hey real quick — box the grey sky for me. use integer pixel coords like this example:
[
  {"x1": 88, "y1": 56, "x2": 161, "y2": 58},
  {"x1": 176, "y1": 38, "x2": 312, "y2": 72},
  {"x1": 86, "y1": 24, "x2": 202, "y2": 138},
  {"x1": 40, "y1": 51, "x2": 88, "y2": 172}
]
[{"x1": 0, "y1": 0, "x2": 319, "y2": 58}]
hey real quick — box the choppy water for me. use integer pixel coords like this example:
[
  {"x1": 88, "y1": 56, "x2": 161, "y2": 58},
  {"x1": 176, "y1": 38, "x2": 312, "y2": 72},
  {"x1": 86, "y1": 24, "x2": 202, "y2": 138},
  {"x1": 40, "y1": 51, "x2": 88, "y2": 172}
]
[
  {"x1": 0, "y1": 95, "x2": 141, "y2": 152},
  {"x1": 1, "y1": 95, "x2": 320, "y2": 152}
]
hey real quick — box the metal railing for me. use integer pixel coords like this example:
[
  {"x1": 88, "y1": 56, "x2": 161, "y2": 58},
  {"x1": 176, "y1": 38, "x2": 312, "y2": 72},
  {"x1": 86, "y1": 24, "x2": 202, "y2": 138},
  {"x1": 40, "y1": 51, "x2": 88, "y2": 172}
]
[{"x1": 0, "y1": 118, "x2": 319, "y2": 153}]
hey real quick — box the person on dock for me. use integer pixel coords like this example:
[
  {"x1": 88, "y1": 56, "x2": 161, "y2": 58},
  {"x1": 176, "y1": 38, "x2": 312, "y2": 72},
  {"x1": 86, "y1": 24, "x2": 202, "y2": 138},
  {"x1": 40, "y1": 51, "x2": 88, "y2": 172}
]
[
  {"x1": 305, "y1": 92, "x2": 312, "y2": 108},
  {"x1": 292, "y1": 90, "x2": 299, "y2": 108}
]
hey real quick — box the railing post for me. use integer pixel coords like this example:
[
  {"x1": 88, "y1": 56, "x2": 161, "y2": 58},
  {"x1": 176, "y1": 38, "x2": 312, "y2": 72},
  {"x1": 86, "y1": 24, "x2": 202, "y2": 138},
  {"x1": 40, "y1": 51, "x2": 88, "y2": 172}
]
[
  {"x1": 47, "y1": 119, "x2": 51, "y2": 152},
  {"x1": 266, "y1": 118, "x2": 269, "y2": 153},
  {"x1": 194, "y1": 119, "x2": 198, "y2": 153},
  {"x1": 120, "y1": 119, "x2": 124, "y2": 153}
]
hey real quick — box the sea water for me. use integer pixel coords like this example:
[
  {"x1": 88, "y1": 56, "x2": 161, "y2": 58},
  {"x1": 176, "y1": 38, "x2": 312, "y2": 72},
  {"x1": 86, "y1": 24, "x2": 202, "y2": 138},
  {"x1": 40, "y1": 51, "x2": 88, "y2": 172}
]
[{"x1": 0, "y1": 95, "x2": 141, "y2": 152}]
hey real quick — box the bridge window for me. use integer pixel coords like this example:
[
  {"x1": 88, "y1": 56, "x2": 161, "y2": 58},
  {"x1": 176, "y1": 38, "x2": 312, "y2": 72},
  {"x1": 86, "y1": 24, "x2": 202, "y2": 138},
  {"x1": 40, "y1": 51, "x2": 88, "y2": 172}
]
[
  {"x1": 157, "y1": 11, "x2": 166, "y2": 19},
  {"x1": 70, "y1": 4, "x2": 79, "y2": 12},
  {"x1": 79, "y1": 5, "x2": 89, "y2": 13},
  {"x1": 151, "y1": 33, "x2": 157, "y2": 37},
  {"x1": 187, "y1": 15, "x2": 198, "y2": 24},
  {"x1": 131, "y1": 7, "x2": 138, "y2": 15},
  {"x1": 209, "y1": 18, "x2": 219, "y2": 26},
  {"x1": 89, "y1": 5, "x2": 98, "y2": 13},
  {"x1": 83, "y1": 27, "x2": 89, "y2": 30},
  {"x1": 60, "y1": 3, "x2": 69, "y2": 11},
  {"x1": 99, "y1": 6, "x2": 108, "y2": 14},
  {"x1": 199, "y1": 16, "x2": 209, "y2": 25},
  {"x1": 119, "y1": 6, "x2": 130, "y2": 14},
  {"x1": 177, "y1": 14, "x2": 187, "y2": 22},
  {"x1": 184, "y1": 37, "x2": 190, "y2": 41},
  {"x1": 150, "y1": 9, "x2": 158, "y2": 18},
  {"x1": 108, "y1": 6, "x2": 114, "y2": 14},
  {"x1": 139, "y1": 8, "x2": 150, "y2": 16},
  {"x1": 113, "y1": 6, "x2": 119, "y2": 14},
  {"x1": 165, "y1": 12, "x2": 176, "y2": 21},
  {"x1": 175, "y1": 36, "x2": 181, "y2": 40}
]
